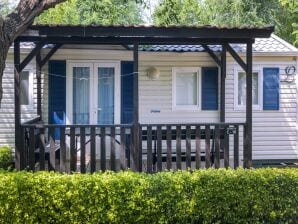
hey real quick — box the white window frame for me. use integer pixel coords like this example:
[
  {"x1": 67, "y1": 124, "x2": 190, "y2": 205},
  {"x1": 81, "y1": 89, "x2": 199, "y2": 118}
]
[
  {"x1": 234, "y1": 66, "x2": 263, "y2": 110},
  {"x1": 172, "y1": 67, "x2": 201, "y2": 111},
  {"x1": 66, "y1": 60, "x2": 120, "y2": 125},
  {"x1": 20, "y1": 68, "x2": 34, "y2": 110}
]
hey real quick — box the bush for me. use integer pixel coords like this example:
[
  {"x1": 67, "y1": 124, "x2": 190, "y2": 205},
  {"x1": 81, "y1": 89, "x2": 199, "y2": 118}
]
[
  {"x1": 0, "y1": 146, "x2": 13, "y2": 170},
  {"x1": 0, "y1": 168, "x2": 297, "y2": 224}
]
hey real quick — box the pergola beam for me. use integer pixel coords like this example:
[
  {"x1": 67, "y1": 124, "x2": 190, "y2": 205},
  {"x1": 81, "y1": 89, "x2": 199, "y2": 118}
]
[
  {"x1": 226, "y1": 44, "x2": 247, "y2": 72},
  {"x1": 40, "y1": 44, "x2": 63, "y2": 67},
  {"x1": 202, "y1": 44, "x2": 221, "y2": 67},
  {"x1": 17, "y1": 36, "x2": 255, "y2": 45},
  {"x1": 19, "y1": 41, "x2": 45, "y2": 72},
  {"x1": 28, "y1": 25, "x2": 274, "y2": 39}
]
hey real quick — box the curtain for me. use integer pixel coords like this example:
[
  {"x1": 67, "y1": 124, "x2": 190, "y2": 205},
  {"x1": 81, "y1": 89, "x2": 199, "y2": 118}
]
[
  {"x1": 73, "y1": 67, "x2": 90, "y2": 124},
  {"x1": 98, "y1": 67, "x2": 115, "y2": 124},
  {"x1": 20, "y1": 71, "x2": 29, "y2": 105},
  {"x1": 238, "y1": 72, "x2": 258, "y2": 106},
  {"x1": 176, "y1": 72, "x2": 197, "y2": 105}
]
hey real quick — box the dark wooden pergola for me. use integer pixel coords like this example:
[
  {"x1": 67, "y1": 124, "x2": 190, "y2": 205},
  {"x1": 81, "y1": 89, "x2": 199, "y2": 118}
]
[{"x1": 14, "y1": 25, "x2": 274, "y2": 170}]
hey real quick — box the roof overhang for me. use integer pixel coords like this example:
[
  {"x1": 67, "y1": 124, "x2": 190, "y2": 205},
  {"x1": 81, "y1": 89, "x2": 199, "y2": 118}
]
[{"x1": 18, "y1": 25, "x2": 274, "y2": 45}]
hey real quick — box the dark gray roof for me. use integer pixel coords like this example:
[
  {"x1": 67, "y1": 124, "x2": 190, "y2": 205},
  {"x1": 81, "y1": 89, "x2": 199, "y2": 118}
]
[{"x1": 140, "y1": 34, "x2": 298, "y2": 53}]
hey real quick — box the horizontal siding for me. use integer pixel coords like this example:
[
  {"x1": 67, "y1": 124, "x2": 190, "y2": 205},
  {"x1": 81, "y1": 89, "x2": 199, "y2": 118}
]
[
  {"x1": 0, "y1": 60, "x2": 39, "y2": 148},
  {"x1": 139, "y1": 53, "x2": 297, "y2": 160},
  {"x1": 2, "y1": 48, "x2": 297, "y2": 162},
  {"x1": 225, "y1": 59, "x2": 297, "y2": 160}
]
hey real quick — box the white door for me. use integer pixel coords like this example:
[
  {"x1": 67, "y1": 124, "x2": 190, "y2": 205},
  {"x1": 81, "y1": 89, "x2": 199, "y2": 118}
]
[{"x1": 67, "y1": 61, "x2": 120, "y2": 124}]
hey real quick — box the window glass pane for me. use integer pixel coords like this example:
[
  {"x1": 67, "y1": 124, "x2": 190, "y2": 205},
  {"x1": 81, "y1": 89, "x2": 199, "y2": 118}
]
[
  {"x1": 176, "y1": 71, "x2": 197, "y2": 106},
  {"x1": 238, "y1": 72, "x2": 258, "y2": 106},
  {"x1": 252, "y1": 73, "x2": 258, "y2": 105},
  {"x1": 73, "y1": 67, "x2": 90, "y2": 124},
  {"x1": 20, "y1": 71, "x2": 29, "y2": 105},
  {"x1": 98, "y1": 67, "x2": 114, "y2": 124}
]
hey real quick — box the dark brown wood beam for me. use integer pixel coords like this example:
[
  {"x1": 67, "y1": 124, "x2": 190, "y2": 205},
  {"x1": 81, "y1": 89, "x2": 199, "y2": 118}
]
[
  {"x1": 244, "y1": 41, "x2": 253, "y2": 168},
  {"x1": 202, "y1": 44, "x2": 221, "y2": 67},
  {"x1": 18, "y1": 36, "x2": 254, "y2": 45},
  {"x1": 19, "y1": 41, "x2": 45, "y2": 72},
  {"x1": 220, "y1": 44, "x2": 226, "y2": 122},
  {"x1": 226, "y1": 44, "x2": 247, "y2": 72},
  {"x1": 29, "y1": 25, "x2": 274, "y2": 39},
  {"x1": 133, "y1": 43, "x2": 140, "y2": 172},
  {"x1": 14, "y1": 40, "x2": 24, "y2": 170},
  {"x1": 40, "y1": 44, "x2": 63, "y2": 67}
]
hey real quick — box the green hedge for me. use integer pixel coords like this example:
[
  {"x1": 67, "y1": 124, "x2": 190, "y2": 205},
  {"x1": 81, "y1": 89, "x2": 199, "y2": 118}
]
[
  {"x1": 0, "y1": 169, "x2": 297, "y2": 224},
  {"x1": 0, "y1": 146, "x2": 13, "y2": 170}
]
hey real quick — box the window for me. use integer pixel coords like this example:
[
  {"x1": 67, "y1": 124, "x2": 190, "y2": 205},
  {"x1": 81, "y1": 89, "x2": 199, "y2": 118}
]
[
  {"x1": 20, "y1": 71, "x2": 33, "y2": 107},
  {"x1": 235, "y1": 70, "x2": 262, "y2": 110},
  {"x1": 173, "y1": 68, "x2": 200, "y2": 109}
]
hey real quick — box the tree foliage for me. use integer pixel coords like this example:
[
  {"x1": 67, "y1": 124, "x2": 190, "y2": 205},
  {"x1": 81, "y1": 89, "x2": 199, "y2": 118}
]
[
  {"x1": 35, "y1": 0, "x2": 144, "y2": 25},
  {"x1": 153, "y1": 0, "x2": 298, "y2": 46},
  {"x1": 0, "y1": 0, "x2": 66, "y2": 105}
]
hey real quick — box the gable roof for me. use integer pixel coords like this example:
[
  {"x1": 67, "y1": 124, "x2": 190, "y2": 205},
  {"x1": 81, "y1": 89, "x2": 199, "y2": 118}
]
[{"x1": 140, "y1": 34, "x2": 298, "y2": 54}]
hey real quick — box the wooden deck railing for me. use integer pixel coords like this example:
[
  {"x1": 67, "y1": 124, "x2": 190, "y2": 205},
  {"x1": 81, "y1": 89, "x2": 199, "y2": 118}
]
[{"x1": 21, "y1": 122, "x2": 246, "y2": 173}]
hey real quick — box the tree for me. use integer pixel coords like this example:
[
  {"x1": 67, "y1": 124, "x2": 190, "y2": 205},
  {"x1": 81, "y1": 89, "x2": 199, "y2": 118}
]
[
  {"x1": 0, "y1": 0, "x2": 66, "y2": 105},
  {"x1": 153, "y1": 0, "x2": 298, "y2": 46},
  {"x1": 153, "y1": 0, "x2": 202, "y2": 25},
  {"x1": 279, "y1": 0, "x2": 298, "y2": 45},
  {"x1": 35, "y1": 0, "x2": 144, "y2": 25},
  {"x1": 0, "y1": 0, "x2": 145, "y2": 106}
]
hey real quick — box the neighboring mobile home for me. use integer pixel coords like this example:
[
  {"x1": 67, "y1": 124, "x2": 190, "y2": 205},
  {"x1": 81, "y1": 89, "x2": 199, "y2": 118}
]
[{"x1": 2, "y1": 25, "x2": 298, "y2": 172}]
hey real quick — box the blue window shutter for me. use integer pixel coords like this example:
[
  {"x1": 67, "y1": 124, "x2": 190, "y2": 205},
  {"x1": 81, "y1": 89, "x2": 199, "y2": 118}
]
[
  {"x1": 202, "y1": 67, "x2": 218, "y2": 110},
  {"x1": 48, "y1": 60, "x2": 66, "y2": 126},
  {"x1": 263, "y1": 68, "x2": 279, "y2": 110},
  {"x1": 121, "y1": 61, "x2": 134, "y2": 124}
]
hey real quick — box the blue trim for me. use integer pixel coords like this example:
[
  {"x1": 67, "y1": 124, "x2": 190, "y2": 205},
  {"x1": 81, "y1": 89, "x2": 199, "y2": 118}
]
[
  {"x1": 121, "y1": 61, "x2": 134, "y2": 124},
  {"x1": 201, "y1": 67, "x2": 218, "y2": 110},
  {"x1": 48, "y1": 60, "x2": 66, "y2": 127},
  {"x1": 263, "y1": 67, "x2": 279, "y2": 110}
]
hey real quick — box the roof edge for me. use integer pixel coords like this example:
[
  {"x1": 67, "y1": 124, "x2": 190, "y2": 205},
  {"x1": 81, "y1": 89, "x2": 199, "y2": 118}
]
[{"x1": 271, "y1": 34, "x2": 298, "y2": 52}]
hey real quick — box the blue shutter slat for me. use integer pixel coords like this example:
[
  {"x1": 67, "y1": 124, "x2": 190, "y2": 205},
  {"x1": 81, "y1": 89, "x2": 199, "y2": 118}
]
[
  {"x1": 202, "y1": 67, "x2": 218, "y2": 110},
  {"x1": 48, "y1": 60, "x2": 66, "y2": 125},
  {"x1": 121, "y1": 61, "x2": 134, "y2": 124},
  {"x1": 263, "y1": 68, "x2": 279, "y2": 110}
]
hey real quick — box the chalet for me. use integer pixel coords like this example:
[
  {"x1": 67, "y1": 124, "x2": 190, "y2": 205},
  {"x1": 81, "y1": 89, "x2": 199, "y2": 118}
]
[{"x1": 2, "y1": 25, "x2": 298, "y2": 172}]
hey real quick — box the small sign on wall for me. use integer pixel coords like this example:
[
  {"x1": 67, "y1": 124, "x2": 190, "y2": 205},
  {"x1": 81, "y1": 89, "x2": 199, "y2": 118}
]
[{"x1": 150, "y1": 109, "x2": 161, "y2": 113}]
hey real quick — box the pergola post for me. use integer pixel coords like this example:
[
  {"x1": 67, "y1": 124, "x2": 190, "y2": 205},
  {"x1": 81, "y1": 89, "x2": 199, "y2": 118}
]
[
  {"x1": 220, "y1": 44, "x2": 227, "y2": 122},
  {"x1": 14, "y1": 40, "x2": 24, "y2": 170},
  {"x1": 244, "y1": 41, "x2": 253, "y2": 168},
  {"x1": 133, "y1": 43, "x2": 141, "y2": 171}
]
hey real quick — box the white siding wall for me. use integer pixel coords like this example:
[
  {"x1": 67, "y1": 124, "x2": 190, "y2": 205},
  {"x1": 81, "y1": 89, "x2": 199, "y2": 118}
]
[
  {"x1": 0, "y1": 55, "x2": 39, "y2": 147},
  {"x1": 2, "y1": 48, "x2": 298, "y2": 161},
  {"x1": 138, "y1": 52, "x2": 298, "y2": 160}
]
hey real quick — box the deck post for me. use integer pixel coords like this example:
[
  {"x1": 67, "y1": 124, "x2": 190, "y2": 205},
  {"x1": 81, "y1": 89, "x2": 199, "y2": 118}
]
[
  {"x1": 244, "y1": 41, "x2": 253, "y2": 168},
  {"x1": 220, "y1": 44, "x2": 226, "y2": 122},
  {"x1": 133, "y1": 43, "x2": 140, "y2": 171},
  {"x1": 14, "y1": 40, "x2": 24, "y2": 170},
  {"x1": 36, "y1": 52, "x2": 42, "y2": 119}
]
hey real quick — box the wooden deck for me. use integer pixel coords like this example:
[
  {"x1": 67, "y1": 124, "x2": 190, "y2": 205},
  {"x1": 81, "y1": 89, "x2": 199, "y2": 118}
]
[{"x1": 21, "y1": 118, "x2": 246, "y2": 173}]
